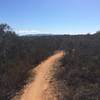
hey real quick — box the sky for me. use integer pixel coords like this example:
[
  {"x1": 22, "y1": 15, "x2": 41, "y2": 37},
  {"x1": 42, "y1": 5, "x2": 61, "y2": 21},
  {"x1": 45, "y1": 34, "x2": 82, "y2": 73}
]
[{"x1": 0, "y1": 0, "x2": 100, "y2": 35}]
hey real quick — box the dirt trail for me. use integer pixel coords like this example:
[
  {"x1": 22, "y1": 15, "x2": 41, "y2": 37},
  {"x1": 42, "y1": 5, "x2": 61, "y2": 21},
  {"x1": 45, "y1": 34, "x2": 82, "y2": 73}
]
[{"x1": 12, "y1": 51, "x2": 66, "y2": 100}]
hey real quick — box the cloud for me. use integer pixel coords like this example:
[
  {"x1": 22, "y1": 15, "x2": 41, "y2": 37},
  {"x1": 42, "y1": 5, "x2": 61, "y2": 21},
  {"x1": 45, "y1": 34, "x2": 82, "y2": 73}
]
[
  {"x1": 16, "y1": 30, "x2": 41, "y2": 35},
  {"x1": 15, "y1": 30, "x2": 94, "y2": 36}
]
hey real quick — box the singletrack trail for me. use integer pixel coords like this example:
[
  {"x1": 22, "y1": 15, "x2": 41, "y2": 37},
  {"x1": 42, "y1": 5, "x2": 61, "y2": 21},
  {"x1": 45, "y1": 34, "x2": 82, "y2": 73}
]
[{"x1": 12, "y1": 51, "x2": 66, "y2": 100}]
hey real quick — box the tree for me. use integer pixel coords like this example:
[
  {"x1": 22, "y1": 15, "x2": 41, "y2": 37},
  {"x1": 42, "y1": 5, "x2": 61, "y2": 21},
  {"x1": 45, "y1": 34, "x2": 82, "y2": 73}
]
[
  {"x1": 0, "y1": 23, "x2": 17, "y2": 37},
  {"x1": 0, "y1": 23, "x2": 11, "y2": 32}
]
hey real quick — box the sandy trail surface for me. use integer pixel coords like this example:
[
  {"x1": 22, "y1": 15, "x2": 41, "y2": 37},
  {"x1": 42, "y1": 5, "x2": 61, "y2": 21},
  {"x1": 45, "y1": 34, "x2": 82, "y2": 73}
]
[{"x1": 12, "y1": 51, "x2": 65, "y2": 100}]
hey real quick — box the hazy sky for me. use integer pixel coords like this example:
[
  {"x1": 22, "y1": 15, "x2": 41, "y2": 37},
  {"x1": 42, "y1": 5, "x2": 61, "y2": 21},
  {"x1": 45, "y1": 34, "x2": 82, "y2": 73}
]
[{"x1": 0, "y1": 0, "x2": 100, "y2": 34}]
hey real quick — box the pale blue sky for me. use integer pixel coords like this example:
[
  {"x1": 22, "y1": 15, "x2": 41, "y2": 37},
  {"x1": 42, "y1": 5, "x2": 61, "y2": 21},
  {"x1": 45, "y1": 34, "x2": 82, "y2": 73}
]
[{"x1": 0, "y1": 0, "x2": 100, "y2": 34}]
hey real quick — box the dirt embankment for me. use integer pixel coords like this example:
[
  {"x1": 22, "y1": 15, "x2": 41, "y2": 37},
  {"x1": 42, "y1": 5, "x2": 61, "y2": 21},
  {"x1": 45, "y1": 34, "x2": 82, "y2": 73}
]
[{"x1": 12, "y1": 51, "x2": 67, "y2": 100}]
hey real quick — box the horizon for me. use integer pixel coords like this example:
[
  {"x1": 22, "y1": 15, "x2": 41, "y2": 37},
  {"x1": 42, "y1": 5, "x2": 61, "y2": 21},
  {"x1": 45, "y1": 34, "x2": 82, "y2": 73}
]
[
  {"x1": 16, "y1": 30, "x2": 95, "y2": 35},
  {"x1": 0, "y1": 0, "x2": 100, "y2": 35}
]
